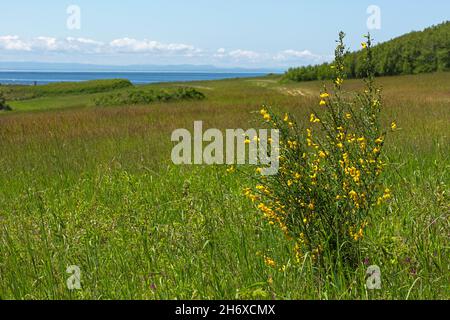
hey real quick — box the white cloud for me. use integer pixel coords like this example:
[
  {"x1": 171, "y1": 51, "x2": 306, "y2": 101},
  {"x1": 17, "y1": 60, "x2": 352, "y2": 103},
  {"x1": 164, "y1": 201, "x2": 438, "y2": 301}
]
[
  {"x1": 274, "y1": 49, "x2": 325, "y2": 62},
  {"x1": 228, "y1": 49, "x2": 261, "y2": 60},
  {"x1": 0, "y1": 34, "x2": 329, "y2": 67},
  {"x1": 0, "y1": 35, "x2": 199, "y2": 56},
  {"x1": 0, "y1": 35, "x2": 105, "y2": 53},
  {"x1": 109, "y1": 38, "x2": 200, "y2": 55},
  {"x1": 0, "y1": 35, "x2": 31, "y2": 51}
]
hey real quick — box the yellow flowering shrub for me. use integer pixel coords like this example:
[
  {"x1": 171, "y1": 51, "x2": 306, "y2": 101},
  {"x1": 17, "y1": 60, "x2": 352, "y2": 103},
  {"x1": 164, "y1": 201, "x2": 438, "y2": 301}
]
[{"x1": 246, "y1": 33, "x2": 394, "y2": 266}]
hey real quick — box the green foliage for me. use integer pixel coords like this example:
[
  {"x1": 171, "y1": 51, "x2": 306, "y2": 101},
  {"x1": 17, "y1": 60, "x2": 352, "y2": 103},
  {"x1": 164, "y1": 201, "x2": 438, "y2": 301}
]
[
  {"x1": 284, "y1": 22, "x2": 450, "y2": 82},
  {"x1": 93, "y1": 87, "x2": 206, "y2": 106},
  {"x1": 0, "y1": 92, "x2": 12, "y2": 111},
  {"x1": 248, "y1": 33, "x2": 393, "y2": 267},
  {"x1": 1, "y1": 79, "x2": 133, "y2": 101}
]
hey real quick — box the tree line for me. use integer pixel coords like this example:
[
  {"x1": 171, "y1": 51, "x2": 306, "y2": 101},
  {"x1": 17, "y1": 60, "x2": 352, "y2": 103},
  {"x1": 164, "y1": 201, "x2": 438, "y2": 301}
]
[{"x1": 283, "y1": 21, "x2": 450, "y2": 82}]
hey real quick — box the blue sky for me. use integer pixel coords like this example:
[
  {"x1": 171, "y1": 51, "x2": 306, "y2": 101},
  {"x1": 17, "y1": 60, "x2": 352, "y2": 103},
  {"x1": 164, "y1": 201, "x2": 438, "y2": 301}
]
[{"x1": 0, "y1": 0, "x2": 448, "y2": 68}]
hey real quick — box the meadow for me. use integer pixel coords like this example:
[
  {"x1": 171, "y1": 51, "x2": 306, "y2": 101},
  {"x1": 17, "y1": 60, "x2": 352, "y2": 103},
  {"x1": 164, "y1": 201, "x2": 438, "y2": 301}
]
[{"x1": 0, "y1": 72, "x2": 448, "y2": 299}]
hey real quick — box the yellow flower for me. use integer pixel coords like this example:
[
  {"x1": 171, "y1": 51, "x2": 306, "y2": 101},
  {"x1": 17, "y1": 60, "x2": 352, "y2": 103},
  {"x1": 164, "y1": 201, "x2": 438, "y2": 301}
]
[
  {"x1": 263, "y1": 113, "x2": 271, "y2": 122},
  {"x1": 256, "y1": 168, "x2": 262, "y2": 174},
  {"x1": 319, "y1": 100, "x2": 327, "y2": 106},
  {"x1": 345, "y1": 113, "x2": 352, "y2": 119},
  {"x1": 244, "y1": 138, "x2": 251, "y2": 145},
  {"x1": 375, "y1": 137, "x2": 384, "y2": 145},
  {"x1": 226, "y1": 166, "x2": 235, "y2": 173},
  {"x1": 318, "y1": 151, "x2": 327, "y2": 158},
  {"x1": 335, "y1": 77, "x2": 344, "y2": 86},
  {"x1": 264, "y1": 256, "x2": 276, "y2": 268},
  {"x1": 349, "y1": 190, "x2": 359, "y2": 204},
  {"x1": 310, "y1": 113, "x2": 321, "y2": 123},
  {"x1": 284, "y1": 113, "x2": 289, "y2": 122},
  {"x1": 287, "y1": 140, "x2": 298, "y2": 149},
  {"x1": 361, "y1": 42, "x2": 367, "y2": 49},
  {"x1": 320, "y1": 92, "x2": 330, "y2": 99},
  {"x1": 260, "y1": 108, "x2": 267, "y2": 115},
  {"x1": 391, "y1": 121, "x2": 397, "y2": 130},
  {"x1": 383, "y1": 188, "x2": 392, "y2": 200}
]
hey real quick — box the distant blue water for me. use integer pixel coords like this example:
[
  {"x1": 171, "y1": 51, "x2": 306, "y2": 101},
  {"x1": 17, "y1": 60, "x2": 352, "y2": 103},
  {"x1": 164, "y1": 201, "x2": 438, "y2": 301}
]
[{"x1": 0, "y1": 71, "x2": 268, "y2": 85}]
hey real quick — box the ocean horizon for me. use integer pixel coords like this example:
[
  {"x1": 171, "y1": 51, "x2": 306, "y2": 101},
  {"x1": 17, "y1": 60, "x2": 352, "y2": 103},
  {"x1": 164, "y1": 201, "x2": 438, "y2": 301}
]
[{"x1": 0, "y1": 71, "x2": 271, "y2": 85}]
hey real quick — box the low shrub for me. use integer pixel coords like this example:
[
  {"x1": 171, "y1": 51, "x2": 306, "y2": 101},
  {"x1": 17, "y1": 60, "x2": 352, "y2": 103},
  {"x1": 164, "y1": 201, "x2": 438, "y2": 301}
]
[
  {"x1": 0, "y1": 92, "x2": 12, "y2": 111},
  {"x1": 93, "y1": 87, "x2": 206, "y2": 106},
  {"x1": 245, "y1": 33, "x2": 396, "y2": 268}
]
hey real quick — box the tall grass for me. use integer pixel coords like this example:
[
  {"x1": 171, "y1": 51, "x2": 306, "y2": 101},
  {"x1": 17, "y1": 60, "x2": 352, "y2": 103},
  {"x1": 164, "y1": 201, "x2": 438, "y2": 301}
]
[{"x1": 0, "y1": 70, "x2": 448, "y2": 299}]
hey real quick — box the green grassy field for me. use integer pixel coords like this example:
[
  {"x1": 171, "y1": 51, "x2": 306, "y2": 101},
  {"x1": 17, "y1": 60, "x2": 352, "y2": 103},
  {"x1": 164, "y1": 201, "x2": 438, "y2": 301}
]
[{"x1": 0, "y1": 73, "x2": 448, "y2": 299}]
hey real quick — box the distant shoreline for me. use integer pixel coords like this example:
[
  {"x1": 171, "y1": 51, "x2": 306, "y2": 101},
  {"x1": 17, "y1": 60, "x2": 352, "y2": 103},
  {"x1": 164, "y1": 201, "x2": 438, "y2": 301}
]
[{"x1": 0, "y1": 71, "x2": 275, "y2": 86}]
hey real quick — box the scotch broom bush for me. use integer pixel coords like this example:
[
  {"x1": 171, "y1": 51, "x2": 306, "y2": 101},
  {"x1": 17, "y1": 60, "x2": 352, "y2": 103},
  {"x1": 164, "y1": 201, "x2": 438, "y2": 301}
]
[{"x1": 246, "y1": 33, "x2": 395, "y2": 268}]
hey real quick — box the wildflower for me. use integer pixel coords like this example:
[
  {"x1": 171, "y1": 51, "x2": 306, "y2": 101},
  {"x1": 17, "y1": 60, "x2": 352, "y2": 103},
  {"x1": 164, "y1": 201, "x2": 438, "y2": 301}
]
[
  {"x1": 310, "y1": 113, "x2": 321, "y2": 123},
  {"x1": 349, "y1": 190, "x2": 358, "y2": 202},
  {"x1": 284, "y1": 113, "x2": 289, "y2": 122},
  {"x1": 260, "y1": 108, "x2": 267, "y2": 115},
  {"x1": 256, "y1": 168, "x2": 262, "y2": 174},
  {"x1": 264, "y1": 256, "x2": 276, "y2": 268},
  {"x1": 264, "y1": 113, "x2": 271, "y2": 122},
  {"x1": 287, "y1": 140, "x2": 298, "y2": 149},
  {"x1": 244, "y1": 138, "x2": 251, "y2": 145},
  {"x1": 345, "y1": 113, "x2": 352, "y2": 119},
  {"x1": 335, "y1": 77, "x2": 344, "y2": 86},
  {"x1": 318, "y1": 151, "x2": 327, "y2": 158},
  {"x1": 375, "y1": 137, "x2": 384, "y2": 145},
  {"x1": 391, "y1": 121, "x2": 397, "y2": 130},
  {"x1": 319, "y1": 100, "x2": 327, "y2": 106},
  {"x1": 226, "y1": 166, "x2": 235, "y2": 173},
  {"x1": 383, "y1": 188, "x2": 392, "y2": 200},
  {"x1": 361, "y1": 42, "x2": 367, "y2": 49},
  {"x1": 320, "y1": 92, "x2": 330, "y2": 99}
]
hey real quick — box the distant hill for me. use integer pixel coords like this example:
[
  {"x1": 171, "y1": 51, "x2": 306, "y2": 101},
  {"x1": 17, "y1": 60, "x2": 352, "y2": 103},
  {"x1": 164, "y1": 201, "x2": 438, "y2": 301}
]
[
  {"x1": 283, "y1": 21, "x2": 450, "y2": 82},
  {"x1": 0, "y1": 62, "x2": 282, "y2": 74}
]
